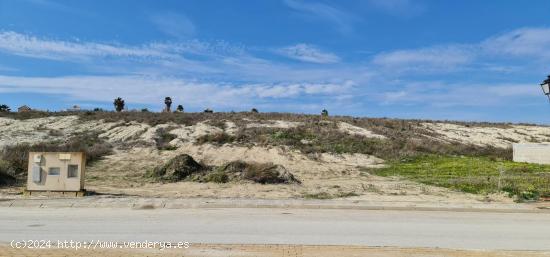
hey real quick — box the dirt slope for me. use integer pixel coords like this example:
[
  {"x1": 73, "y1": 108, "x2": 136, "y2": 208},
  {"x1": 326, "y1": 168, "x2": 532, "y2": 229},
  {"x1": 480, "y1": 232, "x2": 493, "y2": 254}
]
[{"x1": 1, "y1": 114, "x2": 546, "y2": 202}]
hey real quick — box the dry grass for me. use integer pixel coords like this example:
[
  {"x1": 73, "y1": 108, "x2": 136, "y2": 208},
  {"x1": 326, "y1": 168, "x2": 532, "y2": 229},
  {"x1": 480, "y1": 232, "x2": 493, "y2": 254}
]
[
  {"x1": 154, "y1": 127, "x2": 178, "y2": 150},
  {"x1": 2, "y1": 110, "x2": 540, "y2": 127},
  {"x1": 196, "y1": 121, "x2": 511, "y2": 160},
  {"x1": 68, "y1": 111, "x2": 515, "y2": 160}
]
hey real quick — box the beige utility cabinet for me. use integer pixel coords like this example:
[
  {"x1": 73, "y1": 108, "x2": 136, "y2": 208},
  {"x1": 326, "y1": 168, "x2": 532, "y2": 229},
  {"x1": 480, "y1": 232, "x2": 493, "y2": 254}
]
[
  {"x1": 26, "y1": 152, "x2": 86, "y2": 192},
  {"x1": 513, "y1": 143, "x2": 550, "y2": 165}
]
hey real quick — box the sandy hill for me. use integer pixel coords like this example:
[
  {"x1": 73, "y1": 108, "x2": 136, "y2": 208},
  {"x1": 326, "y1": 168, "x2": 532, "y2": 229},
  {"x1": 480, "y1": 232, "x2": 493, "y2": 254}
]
[{"x1": 1, "y1": 111, "x2": 549, "y2": 203}]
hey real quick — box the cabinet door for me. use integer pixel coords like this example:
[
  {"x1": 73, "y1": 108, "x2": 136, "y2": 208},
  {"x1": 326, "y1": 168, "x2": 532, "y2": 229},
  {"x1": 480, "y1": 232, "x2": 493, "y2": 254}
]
[{"x1": 32, "y1": 165, "x2": 41, "y2": 183}]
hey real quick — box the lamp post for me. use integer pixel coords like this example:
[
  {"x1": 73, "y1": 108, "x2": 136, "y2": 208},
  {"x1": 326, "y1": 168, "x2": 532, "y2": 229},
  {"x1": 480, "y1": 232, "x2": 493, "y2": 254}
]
[{"x1": 541, "y1": 75, "x2": 550, "y2": 102}]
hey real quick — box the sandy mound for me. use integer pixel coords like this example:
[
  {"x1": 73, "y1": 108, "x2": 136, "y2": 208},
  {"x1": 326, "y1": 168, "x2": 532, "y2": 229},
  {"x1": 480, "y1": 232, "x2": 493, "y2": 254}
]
[
  {"x1": 0, "y1": 116, "x2": 118, "y2": 148},
  {"x1": 246, "y1": 120, "x2": 303, "y2": 129},
  {"x1": 169, "y1": 122, "x2": 224, "y2": 143},
  {"x1": 224, "y1": 121, "x2": 239, "y2": 135},
  {"x1": 337, "y1": 122, "x2": 386, "y2": 139},
  {"x1": 81, "y1": 144, "x2": 509, "y2": 204},
  {"x1": 0, "y1": 115, "x2": 539, "y2": 203},
  {"x1": 100, "y1": 122, "x2": 151, "y2": 143},
  {"x1": 422, "y1": 123, "x2": 550, "y2": 148}
]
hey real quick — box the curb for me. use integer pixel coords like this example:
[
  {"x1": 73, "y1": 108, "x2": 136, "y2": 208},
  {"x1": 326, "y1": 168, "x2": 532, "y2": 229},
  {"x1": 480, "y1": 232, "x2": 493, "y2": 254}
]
[{"x1": 1, "y1": 198, "x2": 549, "y2": 213}]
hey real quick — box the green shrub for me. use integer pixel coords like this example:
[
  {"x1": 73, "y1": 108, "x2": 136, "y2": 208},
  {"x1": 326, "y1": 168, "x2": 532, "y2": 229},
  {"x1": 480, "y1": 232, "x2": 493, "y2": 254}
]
[
  {"x1": 0, "y1": 170, "x2": 15, "y2": 187},
  {"x1": 147, "y1": 154, "x2": 204, "y2": 182},
  {"x1": 203, "y1": 171, "x2": 229, "y2": 183},
  {"x1": 303, "y1": 192, "x2": 333, "y2": 199},
  {"x1": 196, "y1": 133, "x2": 235, "y2": 146},
  {"x1": 0, "y1": 159, "x2": 15, "y2": 186}
]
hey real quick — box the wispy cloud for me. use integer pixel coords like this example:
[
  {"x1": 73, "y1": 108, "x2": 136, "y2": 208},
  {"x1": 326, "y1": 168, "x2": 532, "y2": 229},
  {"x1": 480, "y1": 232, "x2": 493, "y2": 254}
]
[
  {"x1": 0, "y1": 75, "x2": 354, "y2": 110},
  {"x1": 380, "y1": 82, "x2": 539, "y2": 107},
  {"x1": 371, "y1": 27, "x2": 550, "y2": 73},
  {"x1": 482, "y1": 27, "x2": 550, "y2": 60},
  {"x1": 372, "y1": 45, "x2": 474, "y2": 71},
  {"x1": 0, "y1": 31, "x2": 364, "y2": 85},
  {"x1": 283, "y1": 0, "x2": 357, "y2": 34},
  {"x1": 276, "y1": 43, "x2": 340, "y2": 63},
  {"x1": 150, "y1": 12, "x2": 196, "y2": 39},
  {"x1": 0, "y1": 31, "x2": 176, "y2": 61}
]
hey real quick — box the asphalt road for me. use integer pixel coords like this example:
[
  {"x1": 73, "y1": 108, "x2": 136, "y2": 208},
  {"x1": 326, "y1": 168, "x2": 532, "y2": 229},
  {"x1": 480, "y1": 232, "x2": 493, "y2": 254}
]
[{"x1": 1, "y1": 207, "x2": 550, "y2": 250}]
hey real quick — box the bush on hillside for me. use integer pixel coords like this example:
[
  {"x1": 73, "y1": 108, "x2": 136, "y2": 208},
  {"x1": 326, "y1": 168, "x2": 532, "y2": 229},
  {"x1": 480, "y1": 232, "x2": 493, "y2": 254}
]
[{"x1": 147, "y1": 154, "x2": 205, "y2": 182}]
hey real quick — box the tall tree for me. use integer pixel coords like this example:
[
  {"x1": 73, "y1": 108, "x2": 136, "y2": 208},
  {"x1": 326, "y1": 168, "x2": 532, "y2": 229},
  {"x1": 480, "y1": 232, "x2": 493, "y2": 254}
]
[
  {"x1": 164, "y1": 97, "x2": 172, "y2": 112},
  {"x1": 113, "y1": 97, "x2": 125, "y2": 112},
  {"x1": 0, "y1": 104, "x2": 10, "y2": 113}
]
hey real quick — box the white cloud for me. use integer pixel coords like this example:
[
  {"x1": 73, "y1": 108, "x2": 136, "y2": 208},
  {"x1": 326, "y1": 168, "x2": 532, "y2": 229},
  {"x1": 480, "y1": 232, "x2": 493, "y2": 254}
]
[
  {"x1": 372, "y1": 46, "x2": 474, "y2": 71},
  {"x1": 372, "y1": 27, "x2": 550, "y2": 73},
  {"x1": 283, "y1": 0, "x2": 356, "y2": 34},
  {"x1": 277, "y1": 43, "x2": 340, "y2": 63},
  {"x1": 150, "y1": 12, "x2": 196, "y2": 39},
  {"x1": 0, "y1": 75, "x2": 354, "y2": 109},
  {"x1": 0, "y1": 31, "x2": 359, "y2": 84},
  {"x1": 2, "y1": 27, "x2": 548, "y2": 115}
]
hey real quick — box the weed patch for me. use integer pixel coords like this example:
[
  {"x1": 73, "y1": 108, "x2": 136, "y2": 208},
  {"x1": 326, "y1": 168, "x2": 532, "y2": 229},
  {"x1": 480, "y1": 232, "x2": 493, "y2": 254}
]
[
  {"x1": 368, "y1": 155, "x2": 550, "y2": 201},
  {"x1": 154, "y1": 127, "x2": 178, "y2": 150}
]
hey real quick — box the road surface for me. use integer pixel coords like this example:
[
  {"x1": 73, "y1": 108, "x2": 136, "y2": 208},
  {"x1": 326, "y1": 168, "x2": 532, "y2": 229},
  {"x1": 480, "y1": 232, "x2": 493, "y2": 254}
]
[{"x1": 1, "y1": 207, "x2": 550, "y2": 250}]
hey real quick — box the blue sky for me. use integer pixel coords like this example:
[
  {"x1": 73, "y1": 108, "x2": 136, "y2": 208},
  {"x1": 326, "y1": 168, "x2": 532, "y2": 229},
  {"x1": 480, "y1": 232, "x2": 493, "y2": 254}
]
[{"x1": 1, "y1": 0, "x2": 550, "y2": 123}]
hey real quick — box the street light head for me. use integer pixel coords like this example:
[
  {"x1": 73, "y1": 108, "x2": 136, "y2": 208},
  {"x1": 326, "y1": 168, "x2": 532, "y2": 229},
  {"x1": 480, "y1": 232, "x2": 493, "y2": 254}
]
[
  {"x1": 541, "y1": 75, "x2": 550, "y2": 96},
  {"x1": 541, "y1": 82, "x2": 550, "y2": 95}
]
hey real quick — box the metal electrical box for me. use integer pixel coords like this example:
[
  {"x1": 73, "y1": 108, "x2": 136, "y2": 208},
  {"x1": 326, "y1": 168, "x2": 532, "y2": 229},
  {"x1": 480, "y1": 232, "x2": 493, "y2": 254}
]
[{"x1": 26, "y1": 152, "x2": 86, "y2": 192}]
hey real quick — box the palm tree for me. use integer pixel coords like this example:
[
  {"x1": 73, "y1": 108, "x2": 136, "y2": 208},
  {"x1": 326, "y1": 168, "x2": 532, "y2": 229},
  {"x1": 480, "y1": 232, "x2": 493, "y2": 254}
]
[
  {"x1": 113, "y1": 97, "x2": 125, "y2": 112},
  {"x1": 164, "y1": 97, "x2": 172, "y2": 112},
  {"x1": 0, "y1": 104, "x2": 10, "y2": 113},
  {"x1": 176, "y1": 105, "x2": 184, "y2": 112},
  {"x1": 321, "y1": 109, "x2": 328, "y2": 117}
]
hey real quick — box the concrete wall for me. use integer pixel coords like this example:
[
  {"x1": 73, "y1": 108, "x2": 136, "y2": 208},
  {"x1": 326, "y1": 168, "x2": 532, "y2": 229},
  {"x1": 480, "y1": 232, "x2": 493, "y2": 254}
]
[
  {"x1": 26, "y1": 152, "x2": 86, "y2": 192},
  {"x1": 513, "y1": 143, "x2": 550, "y2": 165}
]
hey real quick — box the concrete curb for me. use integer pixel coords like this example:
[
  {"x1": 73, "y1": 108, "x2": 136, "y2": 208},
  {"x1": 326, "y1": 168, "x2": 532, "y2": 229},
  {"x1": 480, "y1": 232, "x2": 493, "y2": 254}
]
[{"x1": 1, "y1": 197, "x2": 549, "y2": 213}]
